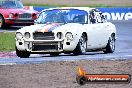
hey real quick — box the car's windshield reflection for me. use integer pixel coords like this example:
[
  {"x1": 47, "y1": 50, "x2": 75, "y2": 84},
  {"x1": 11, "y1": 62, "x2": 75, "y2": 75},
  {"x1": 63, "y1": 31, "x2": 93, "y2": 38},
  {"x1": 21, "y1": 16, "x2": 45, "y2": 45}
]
[
  {"x1": 36, "y1": 9, "x2": 88, "y2": 24},
  {"x1": 0, "y1": 0, "x2": 23, "y2": 8}
]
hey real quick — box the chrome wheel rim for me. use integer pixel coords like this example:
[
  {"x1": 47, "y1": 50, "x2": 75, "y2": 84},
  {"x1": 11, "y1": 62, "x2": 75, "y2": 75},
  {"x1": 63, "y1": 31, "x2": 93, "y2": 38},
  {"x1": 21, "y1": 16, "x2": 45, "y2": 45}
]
[
  {"x1": 110, "y1": 37, "x2": 115, "y2": 51},
  {"x1": 0, "y1": 18, "x2": 2, "y2": 27},
  {"x1": 79, "y1": 35, "x2": 87, "y2": 53}
]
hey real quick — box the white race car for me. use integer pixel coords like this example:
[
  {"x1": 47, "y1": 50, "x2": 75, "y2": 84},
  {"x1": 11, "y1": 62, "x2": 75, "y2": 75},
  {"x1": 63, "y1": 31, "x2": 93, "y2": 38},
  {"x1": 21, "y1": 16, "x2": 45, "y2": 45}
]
[{"x1": 15, "y1": 7, "x2": 116, "y2": 58}]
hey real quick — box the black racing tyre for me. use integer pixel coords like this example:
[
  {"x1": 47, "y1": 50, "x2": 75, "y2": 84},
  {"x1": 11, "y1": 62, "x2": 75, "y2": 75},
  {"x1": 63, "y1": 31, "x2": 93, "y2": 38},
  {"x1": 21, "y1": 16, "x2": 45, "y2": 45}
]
[
  {"x1": 73, "y1": 34, "x2": 87, "y2": 55},
  {"x1": 0, "y1": 15, "x2": 5, "y2": 29},
  {"x1": 103, "y1": 34, "x2": 115, "y2": 54},
  {"x1": 50, "y1": 52, "x2": 60, "y2": 56},
  {"x1": 16, "y1": 47, "x2": 30, "y2": 58}
]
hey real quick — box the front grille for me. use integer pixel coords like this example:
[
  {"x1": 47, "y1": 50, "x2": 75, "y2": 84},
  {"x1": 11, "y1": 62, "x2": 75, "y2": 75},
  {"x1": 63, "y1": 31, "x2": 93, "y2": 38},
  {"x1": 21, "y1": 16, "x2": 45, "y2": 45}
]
[
  {"x1": 18, "y1": 13, "x2": 32, "y2": 18},
  {"x1": 15, "y1": 20, "x2": 34, "y2": 23},
  {"x1": 32, "y1": 42, "x2": 58, "y2": 51},
  {"x1": 33, "y1": 32, "x2": 55, "y2": 40}
]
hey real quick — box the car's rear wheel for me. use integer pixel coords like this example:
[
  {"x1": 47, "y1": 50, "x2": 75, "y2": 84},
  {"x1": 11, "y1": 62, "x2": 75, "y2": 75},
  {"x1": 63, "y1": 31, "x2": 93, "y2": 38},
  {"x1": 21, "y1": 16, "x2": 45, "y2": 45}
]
[
  {"x1": 16, "y1": 47, "x2": 30, "y2": 58},
  {"x1": 73, "y1": 34, "x2": 87, "y2": 55},
  {"x1": 0, "y1": 15, "x2": 5, "y2": 29},
  {"x1": 103, "y1": 34, "x2": 115, "y2": 53}
]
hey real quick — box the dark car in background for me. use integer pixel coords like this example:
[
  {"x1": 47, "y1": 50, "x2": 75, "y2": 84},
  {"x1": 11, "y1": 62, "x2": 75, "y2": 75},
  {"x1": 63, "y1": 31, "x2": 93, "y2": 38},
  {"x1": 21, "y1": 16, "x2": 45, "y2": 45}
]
[{"x1": 0, "y1": 0, "x2": 38, "y2": 28}]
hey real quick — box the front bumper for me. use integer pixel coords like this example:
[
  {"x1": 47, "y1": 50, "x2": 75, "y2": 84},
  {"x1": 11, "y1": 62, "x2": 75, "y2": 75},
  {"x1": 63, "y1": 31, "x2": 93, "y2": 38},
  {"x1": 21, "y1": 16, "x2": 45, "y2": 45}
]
[
  {"x1": 5, "y1": 18, "x2": 34, "y2": 25},
  {"x1": 16, "y1": 38, "x2": 78, "y2": 53},
  {"x1": 16, "y1": 39, "x2": 64, "y2": 53}
]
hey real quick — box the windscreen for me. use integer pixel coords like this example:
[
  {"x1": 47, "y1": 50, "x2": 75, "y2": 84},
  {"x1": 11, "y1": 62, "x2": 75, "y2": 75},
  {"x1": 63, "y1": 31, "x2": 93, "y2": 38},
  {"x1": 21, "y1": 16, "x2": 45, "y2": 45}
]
[
  {"x1": 0, "y1": 0, "x2": 23, "y2": 8},
  {"x1": 36, "y1": 9, "x2": 88, "y2": 24}
]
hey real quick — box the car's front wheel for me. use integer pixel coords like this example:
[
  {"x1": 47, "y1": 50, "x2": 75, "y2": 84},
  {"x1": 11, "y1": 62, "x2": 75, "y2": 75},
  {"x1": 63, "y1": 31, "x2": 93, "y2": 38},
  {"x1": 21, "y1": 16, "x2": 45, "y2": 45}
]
[
  {"x1": 0, "y1": 15, "x2": 5, "y2": 29},
  {"x1": 73, "y1": 34, "x2": 87, "y2": 55},
  {"x1": 103, "y1": 34, "x2": 115, "y2": 53},
  {"x1": 16, "y1": 47, "x2": 30, "y2": 58}
]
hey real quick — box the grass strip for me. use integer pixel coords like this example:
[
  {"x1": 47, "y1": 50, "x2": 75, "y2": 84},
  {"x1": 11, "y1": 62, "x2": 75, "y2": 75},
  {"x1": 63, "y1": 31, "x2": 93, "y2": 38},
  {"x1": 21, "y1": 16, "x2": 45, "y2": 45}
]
[{"x1": 0, "y1": 32, "x2": 15, "y2": 52}]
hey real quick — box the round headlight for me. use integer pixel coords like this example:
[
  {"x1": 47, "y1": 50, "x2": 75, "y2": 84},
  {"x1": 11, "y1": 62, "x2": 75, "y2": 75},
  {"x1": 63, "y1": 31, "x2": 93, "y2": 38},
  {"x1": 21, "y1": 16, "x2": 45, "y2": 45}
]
[
  {"x1": 24, "y1": 32, "x2": 30, "y2": 39},
  {"x1": 65, "y1": 32, "x2": 73, "y2": 40},
  {"x1": 16, "y1": 32, "x2": 23, "y2": 40},
  {"x1": 9, "y1": 13, "x2": 14, "y2": 18},
  {"x1": 57, "y1": 32, "x2": 63, "y2": 39}
]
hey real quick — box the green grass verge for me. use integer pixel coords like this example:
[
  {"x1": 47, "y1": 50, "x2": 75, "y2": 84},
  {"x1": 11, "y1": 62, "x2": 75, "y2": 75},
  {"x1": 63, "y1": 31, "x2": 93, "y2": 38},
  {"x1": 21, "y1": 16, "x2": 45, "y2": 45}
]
[
  {"x1": 0, "y1": 32, "x2": 15, "y2": 52},
  {"x1": 24, "y1": 4, "x2": 132, "y2": 7}
]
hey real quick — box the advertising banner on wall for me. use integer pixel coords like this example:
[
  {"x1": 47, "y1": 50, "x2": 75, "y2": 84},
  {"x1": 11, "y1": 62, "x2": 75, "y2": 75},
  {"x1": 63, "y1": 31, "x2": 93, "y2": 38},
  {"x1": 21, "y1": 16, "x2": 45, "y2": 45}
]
[
  {"x1": 32, "y1": 6, "x2": 132, "y2": 20},
  {"x1": 98, "y1": 8, "x2": 132, "y2": 20}
]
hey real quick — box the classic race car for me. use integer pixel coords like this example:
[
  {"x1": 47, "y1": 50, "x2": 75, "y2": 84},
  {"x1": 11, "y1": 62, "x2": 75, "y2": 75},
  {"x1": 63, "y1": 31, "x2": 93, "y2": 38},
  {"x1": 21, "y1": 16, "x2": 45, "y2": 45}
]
[
  {"x1": 0, "y1": 0, "x2": 38, "y2": 28},
  {"x1": 15, "y1": 7, "x2": 116, "y2": 58}
]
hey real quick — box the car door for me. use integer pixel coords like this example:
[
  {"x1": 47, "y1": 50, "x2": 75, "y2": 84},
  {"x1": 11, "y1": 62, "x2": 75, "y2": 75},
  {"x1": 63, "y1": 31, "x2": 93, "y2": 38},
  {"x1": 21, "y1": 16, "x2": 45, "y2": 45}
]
[
  {"x1": 94, "y1": 11, "x2": 111, "y2": 48},
  {"x1": 84, "y1": 23, "x2": 104, "y2": 49}
]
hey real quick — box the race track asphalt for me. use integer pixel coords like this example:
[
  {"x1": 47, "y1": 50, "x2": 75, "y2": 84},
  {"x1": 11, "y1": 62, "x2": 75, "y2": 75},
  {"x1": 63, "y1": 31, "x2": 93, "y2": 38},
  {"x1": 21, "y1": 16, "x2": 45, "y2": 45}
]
[{"x1": 0, "y1": 21, "x2": 132, "y2": 64}]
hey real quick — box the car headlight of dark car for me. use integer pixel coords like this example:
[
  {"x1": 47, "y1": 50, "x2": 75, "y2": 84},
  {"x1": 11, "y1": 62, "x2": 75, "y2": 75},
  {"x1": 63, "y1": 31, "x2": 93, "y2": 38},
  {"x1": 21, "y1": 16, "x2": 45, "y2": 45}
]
[{"x1": 9, "y1": 13, "x2": 14, "y2": 18}]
